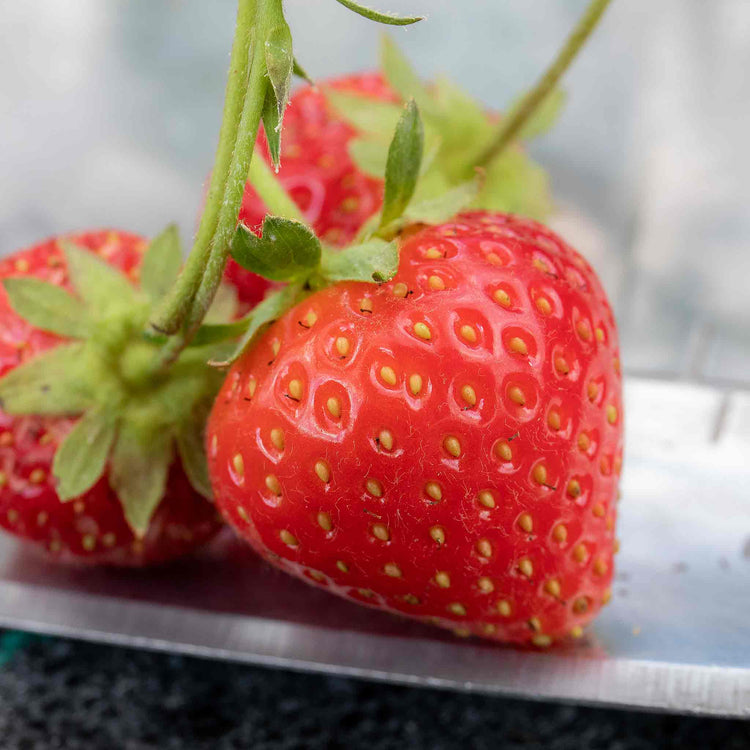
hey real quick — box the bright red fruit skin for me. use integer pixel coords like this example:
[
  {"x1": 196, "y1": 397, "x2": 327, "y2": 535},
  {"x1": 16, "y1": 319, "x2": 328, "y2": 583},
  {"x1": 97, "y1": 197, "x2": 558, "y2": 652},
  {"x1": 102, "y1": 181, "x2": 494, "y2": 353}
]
[
  {"x1": 208, "y1": 212, "x2": 623, "y2": 646},
  {"x1": 226, "y1": 74, "x2": 392, "y2": 306},
  {"x1": 0, "y1": 231, "x2": 220, "y2": 566}
]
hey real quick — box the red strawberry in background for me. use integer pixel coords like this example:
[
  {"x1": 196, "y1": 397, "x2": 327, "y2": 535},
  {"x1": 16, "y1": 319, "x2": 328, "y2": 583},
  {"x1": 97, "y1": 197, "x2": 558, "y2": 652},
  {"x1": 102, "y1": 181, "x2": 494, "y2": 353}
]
[
  {"x1": 208, "y1": 211, "x2": 622, "y2": 645},
  {"x1": 0, "y1": 231, "x2": 226, "y2": 566},
  {"x1": 225, "y1": 73, "x2": 395, "y2": 306},
  {"x1": 225, "y1": 38, "x2": 557, "y2": 308}
]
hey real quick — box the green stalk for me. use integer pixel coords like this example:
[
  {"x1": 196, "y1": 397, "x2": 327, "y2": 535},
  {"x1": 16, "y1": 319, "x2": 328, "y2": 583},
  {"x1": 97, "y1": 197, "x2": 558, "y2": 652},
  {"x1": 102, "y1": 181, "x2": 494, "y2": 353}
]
[
  {"x1": 157, "y1": 0, "x2": 276, "y2": 366},
  {"x1": 248, "y1": 154, "x2": 306, "y2": 222},
  {"x1": 475, "y1": 0, "x2": 612, "y2": 169},
  {"x1": 151, "y1": 0, "x2": 256, "y2": 335}
]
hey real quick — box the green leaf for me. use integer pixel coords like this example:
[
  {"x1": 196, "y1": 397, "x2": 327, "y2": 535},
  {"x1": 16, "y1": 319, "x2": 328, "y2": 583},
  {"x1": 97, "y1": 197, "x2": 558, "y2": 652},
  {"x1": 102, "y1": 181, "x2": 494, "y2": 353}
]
[
  {"x1": 319, "y1": 239, "x2": 399, "y2": 284},
  {"x1": 333, "y1": 0, "x2": 423, "y2": 25},
  {"x1": 265, "y1": 19, "x2": 294, "y2": 118},
  {"x1": 0, "y1": 343, "x2": 95, "y2": 416},
  {"x1": 53, "y1": 406, "x2": 117, "y2": 501},
  {"x1": 429, "y1": 76, "x2": 494, "y2": 181},
  {"x1": 190, "y1": 319, "x2": 249, "y2": 348},
  {"x1": 216, "y1": 284, "x2": 303, "y2": 366},
  {"x1": 350, "y1": 131, "x2": 440, "y2": 181},
  {"x1": 432, "y1": 76, "x2": 492, "y2": 135},
  {"x1": 380, "y1": 35, "x2": 433, "y2": 113},
  {"x1": 404, "y1": 175, "x2": 483, "y2": 225},
  {"x1": 408, "y1": 161, "x2": 452, "y2": 203},
  {"x1": 479, "y1": 149, "x2": 553, "y2": 220},
  {"x1": 263, "y1": 16, "x2": 294, "y2": 167},
  {"x1": 379, "y1": 99, "x2": 424, "y2": 229},
  {"x1": 508, "y1": 86, "x2": 567, "y2": 141},
  {"x1": 61, "y1": 241, "x2": 137, "y2": 317},
  {"x1": 293, "y1": 57, "x2": 314, "y2": 85},
  {"x1": 262, "y1": 87, "x2": 283, "y2": 168},
  {"x1": 348, "y1": 137, "x2": 389, "y2": 178},
  {"x1": 139, "y1": 224, "x2": 183, "y2": 304},
  {"x1": 176, "y1": 399, "x2": 214, "y2": 500},
  {"x1": 231, "y1": 216, "x2": 321, "y2": 282},
  {"x1": 2, "y1": 278, "x2": 91, "y2": 339},
  {"x1": 110, "y1": 420, "x2": 172, "y2": 538},
  {"x1": 325, "y1": 89, "x2": 403, "y2": 140},
  {"x1": 204, "y1": 282, "x2": 239, "y2": 324}
]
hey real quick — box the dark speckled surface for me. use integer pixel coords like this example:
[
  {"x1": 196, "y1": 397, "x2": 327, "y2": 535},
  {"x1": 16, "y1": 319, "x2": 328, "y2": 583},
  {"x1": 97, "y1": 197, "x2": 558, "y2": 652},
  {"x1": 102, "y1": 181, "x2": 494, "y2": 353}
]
[{"x1": 0, "y1": 635, "x2": 748, "y2": 749}]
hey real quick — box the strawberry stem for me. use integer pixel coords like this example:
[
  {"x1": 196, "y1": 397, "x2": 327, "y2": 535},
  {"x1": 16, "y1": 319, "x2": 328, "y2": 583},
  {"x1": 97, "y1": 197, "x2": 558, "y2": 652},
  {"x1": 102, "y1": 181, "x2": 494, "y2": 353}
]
[
  {"x1": 151, "y1": 0, "x2": 257, "y2": 336},
  {"x1": 181, "y1": 37, "x2": 270, "y2": 334},
  {"x1": 475, "y1": 0, "x2": 612, "y2": 169},
  {"x1": 156, "y1": 5, "x2": 273, "y2": 367}
]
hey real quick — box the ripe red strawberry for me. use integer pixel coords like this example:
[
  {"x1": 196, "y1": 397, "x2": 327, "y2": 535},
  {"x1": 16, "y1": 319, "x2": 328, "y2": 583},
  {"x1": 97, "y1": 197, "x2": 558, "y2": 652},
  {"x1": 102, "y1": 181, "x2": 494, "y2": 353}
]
[
  {"x1": 225, "y1": 73, "x2": 397, "y2": 306},
  {"x1": 0, "y1": 231, "x2": 221, "y2": 566},
  {"x1": 208, "y1": 211, "x2": 623, "y2": 646}
]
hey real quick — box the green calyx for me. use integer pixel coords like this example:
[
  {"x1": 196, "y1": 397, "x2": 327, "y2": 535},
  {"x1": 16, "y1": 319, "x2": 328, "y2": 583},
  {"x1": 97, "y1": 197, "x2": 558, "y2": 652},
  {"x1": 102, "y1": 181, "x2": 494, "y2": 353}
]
[
  {"x1": 327, "y1": 34, "x2": 566, "y2": 221},
  {"x1": 0, "y1": 230, "x2": 234, "y2": 537}
]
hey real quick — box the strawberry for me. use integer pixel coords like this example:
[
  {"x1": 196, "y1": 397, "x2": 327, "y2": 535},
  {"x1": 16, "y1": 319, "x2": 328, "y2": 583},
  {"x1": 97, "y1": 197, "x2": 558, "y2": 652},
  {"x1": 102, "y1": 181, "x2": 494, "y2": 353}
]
[
  {"x1": 0, "y1": 231, "x2": 226, "y2": 566},
  {"x1": 207, "y1": 211, "x2": 623, "y2": 646},
  {"x1": 225, "y1": 73, "x2": 394, "y2": 306}
]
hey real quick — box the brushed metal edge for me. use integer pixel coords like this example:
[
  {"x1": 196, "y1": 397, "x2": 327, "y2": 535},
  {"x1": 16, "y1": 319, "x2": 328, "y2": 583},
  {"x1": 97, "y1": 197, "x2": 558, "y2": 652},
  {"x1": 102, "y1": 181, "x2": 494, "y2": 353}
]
[{"x1": 1, "y1": 580, "x2": 747, "y2": 718}]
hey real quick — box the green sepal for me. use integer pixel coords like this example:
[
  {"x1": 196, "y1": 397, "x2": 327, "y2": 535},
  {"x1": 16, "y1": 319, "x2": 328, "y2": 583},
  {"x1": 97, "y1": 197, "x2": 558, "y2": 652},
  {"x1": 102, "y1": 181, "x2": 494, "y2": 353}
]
[
  {"x1": 139, "y1": 224, "x2": 183, "y2": 304},
  {"x1": 318, "y1": 239, "x2": 399, "y2": 285},
  {"x1": 380, "y1": 34, "x2": 434, "y2": 115},
  {"x1": 0, "y1": 343, "x2": 95, "y2": 416},
  {"x1": 379, "y1": 99, "x2": 424, "y2": 229},
  {"x1": 429, "y1": 76, "x2": 495, "y2": 181},
  {"x1": 265, "y1": 18, "x2": 294, "y2": 117},
  {"x1": 190, "y1": 319, "x2": 250, "y2": 348},
  {"x1": 349, "y1": 128, "x2": 440, "y2": 182},
  {"x1": 2, "y1": 278, "x2": 91, "y2": 339},
  {"x1": 53, "y1": 406, "x2": 118, "y2": 501},
  {"x1": 262, "y1": 86, "x2": 283, "y2": 168},
  {"x1": 231, "y1": 217, "x2": 322, "y2": 282},
  {"x1": 403, "y1": 174, "x2": 482, "y2": 226},
  {"x1": 292, "y1": 57, "x2": 314, "y2": 85},
  {"x1": 109, "y1": 420, "x2": 173, "y2": 538},
  {"x1": 214, "y1": 283, "x2": 303, "y2": 366},
  {"x1": 348, "y1": 138, "x2": 389, "y2": 179},
  {"x1": 333, "y1": 0, "x2": 423, "y2": 26},
  {"x1": 204, "y1": 281, "x2": 240, "y2": 324},
  {"x1": 508, "y1": 86, "x2": 566, "y2": 142},
  {"x1": 61, "y1": 241, "x2": 138, "y2": 317},
  {"x1": 478, "y1": 149, "x2": 552, "y2": 220},
  {"x1": 325, "y1": 89, "x2": 402, "y2": 140},
  {"x1": 262, "y1": 16, "x2": 294, "y2": 169},
  {"x1": 176, "y1": 399, "x2": 214, "y2": 500}
]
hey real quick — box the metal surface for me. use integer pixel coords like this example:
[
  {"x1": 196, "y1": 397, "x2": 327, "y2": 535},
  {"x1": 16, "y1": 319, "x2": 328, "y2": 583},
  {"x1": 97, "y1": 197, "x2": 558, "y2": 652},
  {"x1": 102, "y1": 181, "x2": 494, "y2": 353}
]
[{"x1": 0, "y1": 377, "x2": 748, "y2": 718}]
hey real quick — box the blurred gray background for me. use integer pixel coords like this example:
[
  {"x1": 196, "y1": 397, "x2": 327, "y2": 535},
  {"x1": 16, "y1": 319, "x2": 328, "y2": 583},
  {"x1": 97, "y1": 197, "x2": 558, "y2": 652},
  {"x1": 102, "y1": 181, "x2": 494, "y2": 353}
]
[{"x1": 1, "y1": 0, "x2": 748, "y2": 383}]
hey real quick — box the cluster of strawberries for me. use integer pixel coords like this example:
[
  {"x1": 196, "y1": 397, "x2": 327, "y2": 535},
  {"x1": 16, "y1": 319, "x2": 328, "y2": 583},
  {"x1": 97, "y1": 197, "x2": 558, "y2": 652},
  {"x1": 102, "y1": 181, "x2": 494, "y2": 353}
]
[{"x1": 0, "y1": 2, "x2": 620, "y2": 647}]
